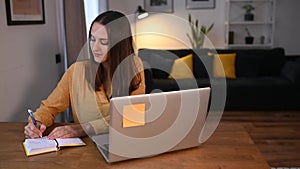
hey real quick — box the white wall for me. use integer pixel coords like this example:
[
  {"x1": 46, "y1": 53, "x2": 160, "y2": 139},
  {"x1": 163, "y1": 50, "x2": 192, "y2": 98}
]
[
  {"x1": 0, "y1": 0, "x2": 64, "y2": 121},
  {"x1": 109, "y1": 0, "x2": 300, "y2": 54},
  {"x1": 274, "y1": 0, "x2": 300, "y2": 55},
  {"x1": 109, "y1": 0, "x2": 225, "y2": 49}
]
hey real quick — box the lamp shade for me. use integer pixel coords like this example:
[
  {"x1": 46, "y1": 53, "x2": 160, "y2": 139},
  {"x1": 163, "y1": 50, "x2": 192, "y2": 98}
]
[{"x1": 136, "y1": 6, "x2": 148, "y2": 20}]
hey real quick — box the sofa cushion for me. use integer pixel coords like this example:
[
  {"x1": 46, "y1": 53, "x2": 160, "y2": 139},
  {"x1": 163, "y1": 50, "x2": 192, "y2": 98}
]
[
  {"x1": 216, "y1": 49, "x2": 260, "y2": 77},
  {"x1": 169, "y1": 54, "x2": 194, "y2": 79},
  {"x1": 259, "y1": 48, "x2": 286, "y2": 76},
  {"x1": 213, "y1": 53, "x2": 237, "y2": 78},
  {"x1": 238, "y1": 48, "x2": 285, "y2": 76},
  {"x1": 139, "y1": 49, "x2": 179, "y2": 79},
  {"x1": 216, "y1": 48, "x2": 285, "y2": 77},
  {"x1": 192, "y1": 49, "x2": 214, "y2": 78},
  {"x1": 235, "y1": 50, "x2": 261, "y2": 77}
]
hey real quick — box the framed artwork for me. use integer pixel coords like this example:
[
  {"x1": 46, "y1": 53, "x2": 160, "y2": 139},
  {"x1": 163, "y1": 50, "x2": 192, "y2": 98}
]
[
  {"x1": 5, "y1": 0, "x2": 45, "y2": 25},
  {"x1": 144, "y1": 0, "x2": 173, "y2": 13},
  {"x1": 186, "y1": 0, "x2": 215, "y2": 9}
]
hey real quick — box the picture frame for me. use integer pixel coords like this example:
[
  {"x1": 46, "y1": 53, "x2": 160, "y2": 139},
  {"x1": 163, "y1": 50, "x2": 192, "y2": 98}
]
[
  {"x1": 186, "y1": 0, "x2": 215, "y2": 9},
  {"x1": 144, "y1": 0, "x2": 173, "y2": 13},
  {"x1": 5, "y1": 0, "x2": 45, "y2": 25}
]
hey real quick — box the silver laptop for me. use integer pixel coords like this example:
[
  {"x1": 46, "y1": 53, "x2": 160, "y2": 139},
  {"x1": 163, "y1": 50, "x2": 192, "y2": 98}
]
[{"x1": 92, "y1": 87, "x2": 211, "y2": 163}]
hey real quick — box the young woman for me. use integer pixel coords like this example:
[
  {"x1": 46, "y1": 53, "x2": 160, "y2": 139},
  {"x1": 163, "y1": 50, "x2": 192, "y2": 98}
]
[{"x1": 24, "y1": 11, "x2": 145, "y2": 139}]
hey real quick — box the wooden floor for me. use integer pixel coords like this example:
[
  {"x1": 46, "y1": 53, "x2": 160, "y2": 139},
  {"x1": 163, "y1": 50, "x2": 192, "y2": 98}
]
[{"x1": 222, "y1": 110, "x2": 300, "y2": 167}]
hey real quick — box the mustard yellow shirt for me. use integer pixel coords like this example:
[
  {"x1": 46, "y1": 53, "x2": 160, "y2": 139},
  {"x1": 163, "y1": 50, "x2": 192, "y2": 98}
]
[{"x1": 30, "y1": 56, "x2": 145, "y2": 134}]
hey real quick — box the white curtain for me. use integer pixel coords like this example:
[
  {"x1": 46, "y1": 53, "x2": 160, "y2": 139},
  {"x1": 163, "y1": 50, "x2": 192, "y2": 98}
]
[{"x1": 83, "y1": 0, "x2": 108, "y2": 38}]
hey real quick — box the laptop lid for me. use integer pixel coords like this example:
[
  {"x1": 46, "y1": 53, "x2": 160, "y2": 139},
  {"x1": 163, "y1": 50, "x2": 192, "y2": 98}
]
[{"x1": 94, "y1": 87, "x2": 210, "y2": 162}]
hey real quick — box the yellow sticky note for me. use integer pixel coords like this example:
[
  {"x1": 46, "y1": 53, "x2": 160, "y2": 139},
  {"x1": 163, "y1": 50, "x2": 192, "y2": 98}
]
[{"x1": 123, "y1": 104, "x2": 145, "y2": 128}]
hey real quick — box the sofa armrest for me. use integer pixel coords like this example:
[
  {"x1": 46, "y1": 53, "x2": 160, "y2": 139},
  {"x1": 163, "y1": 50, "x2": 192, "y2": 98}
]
[{"x1": 280, "y1": 60, "x2": 300, "y2": 83}]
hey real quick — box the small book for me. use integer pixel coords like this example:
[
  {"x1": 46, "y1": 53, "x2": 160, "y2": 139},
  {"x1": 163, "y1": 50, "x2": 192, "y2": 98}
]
[{"x1": 23, "y1": 136, "x2": 86, "y2": 156}]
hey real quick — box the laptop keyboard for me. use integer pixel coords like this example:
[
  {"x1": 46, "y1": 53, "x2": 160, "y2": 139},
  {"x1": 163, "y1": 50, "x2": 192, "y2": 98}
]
[{"x1": 98, "y1": 143, "x2": 109, "y2": 158}]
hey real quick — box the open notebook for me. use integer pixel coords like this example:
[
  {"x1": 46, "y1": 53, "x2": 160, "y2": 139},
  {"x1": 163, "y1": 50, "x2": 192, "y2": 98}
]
[{"x1": 23, "y1": 136, "x2": 86, "y2": 156}]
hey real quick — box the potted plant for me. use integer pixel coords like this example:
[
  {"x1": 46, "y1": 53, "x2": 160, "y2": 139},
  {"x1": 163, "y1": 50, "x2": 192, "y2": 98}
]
[
  {"x1": 245, "y1": 27, "x2": 254, "y2": 44},
  {"x1": 242, "y1": 4, "x2": 255, "y2": 21},
  {"x1": 186, "y1": 14, "x2": 214, "y2": 48}
]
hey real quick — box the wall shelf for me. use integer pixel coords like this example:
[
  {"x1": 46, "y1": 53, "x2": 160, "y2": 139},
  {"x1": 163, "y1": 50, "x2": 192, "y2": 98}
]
[
  {"x1": 228, "y1": 43, "x2": 273, "y2": 48},
  {"x1": 227, "y1": 21, "x2": 273, "y2": 25},
  {"x1": 225, "y1": 0, "x2": 276, "y2": 48}
]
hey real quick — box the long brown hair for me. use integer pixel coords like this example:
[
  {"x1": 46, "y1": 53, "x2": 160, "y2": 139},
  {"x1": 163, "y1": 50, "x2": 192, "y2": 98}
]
[{"x1": 86, "y1": 11, "x2": 141, "y2": 97}]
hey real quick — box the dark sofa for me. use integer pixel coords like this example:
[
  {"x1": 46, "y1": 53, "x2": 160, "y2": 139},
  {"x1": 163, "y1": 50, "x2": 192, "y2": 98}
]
[{"x1": 138, "y1": 47, "x2": 300, "y2": 110}]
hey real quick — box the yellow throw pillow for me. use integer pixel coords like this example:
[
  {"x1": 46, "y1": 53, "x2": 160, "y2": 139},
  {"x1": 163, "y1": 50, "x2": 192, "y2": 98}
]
[
  {"x1": 213, "y1": 53, "x2": 237, "y2": 78},
  {"x1": 168, "y1": 54, "x2": 194, "y2": 79}
]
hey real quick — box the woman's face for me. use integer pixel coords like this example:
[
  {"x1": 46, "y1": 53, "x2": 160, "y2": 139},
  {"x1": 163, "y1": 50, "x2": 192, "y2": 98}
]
[{"x1": 90, "y1": 23, "x2": 109, "y2": 63}]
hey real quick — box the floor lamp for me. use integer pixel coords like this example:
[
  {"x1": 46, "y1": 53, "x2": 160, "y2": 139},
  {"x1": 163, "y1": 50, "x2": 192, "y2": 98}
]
[
  {"x1": 136, "y1": 6, "x2": 149, "y2": 19},
  {"x1": 135, "y1": 6, "x2": 149, "y2": 48}
]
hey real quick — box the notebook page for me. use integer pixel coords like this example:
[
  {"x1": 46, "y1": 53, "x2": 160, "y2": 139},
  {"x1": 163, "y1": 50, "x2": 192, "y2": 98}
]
[
  {"x1": 24, "y1": 137, "x2": 56, "y2": 151},
  {"x1": 56, "y1": 138, "x2": 85, "y2": 147}
]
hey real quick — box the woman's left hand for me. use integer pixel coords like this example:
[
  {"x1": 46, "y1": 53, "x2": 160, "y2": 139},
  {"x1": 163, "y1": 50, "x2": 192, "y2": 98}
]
[{"x1": 47, "y1": 124, "x2": 86, "y2": 139}]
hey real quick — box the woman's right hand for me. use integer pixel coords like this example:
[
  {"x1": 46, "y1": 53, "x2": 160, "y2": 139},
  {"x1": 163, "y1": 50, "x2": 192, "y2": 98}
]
[{"x1": 24, "y1": 122, "x2": 46, "y2": 139}]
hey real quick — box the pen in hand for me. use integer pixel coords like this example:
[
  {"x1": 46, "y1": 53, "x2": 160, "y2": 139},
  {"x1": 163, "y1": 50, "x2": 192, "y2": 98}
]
[{"x1": 27, "y1": 109, "x2": 42, "y2": 138}]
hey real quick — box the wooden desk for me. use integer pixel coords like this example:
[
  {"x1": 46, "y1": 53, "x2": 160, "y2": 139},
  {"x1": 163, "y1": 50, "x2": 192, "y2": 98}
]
[{"x1": 0, "y1": 122, "x2": 270, "y2": 169}]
